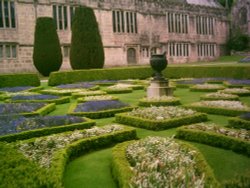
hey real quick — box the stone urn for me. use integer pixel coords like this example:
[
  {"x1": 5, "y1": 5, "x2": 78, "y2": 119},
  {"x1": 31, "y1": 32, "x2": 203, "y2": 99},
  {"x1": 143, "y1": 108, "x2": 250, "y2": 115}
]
[{"x1": 150, "y1": 52, "x2": 167, "y2": 80}]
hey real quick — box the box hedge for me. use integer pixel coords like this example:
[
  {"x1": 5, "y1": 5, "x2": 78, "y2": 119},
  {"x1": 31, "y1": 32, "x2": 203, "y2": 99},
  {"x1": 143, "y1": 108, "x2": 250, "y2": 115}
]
[
  {"x1": 175, "y1": 126, "x2": 250, "y2": 157},
  {"x1": 0, "y1": 73, "x2": 40, "y2": 88},
  {"x1": 115, "y1": 112, "x2": 207, "y2": 130},
  {"x1": 228, "y1": 117, "x2": 250, "y2": 130},
  {"x1": 48, "y1": 65, "x2": 250, "y2": 86}
]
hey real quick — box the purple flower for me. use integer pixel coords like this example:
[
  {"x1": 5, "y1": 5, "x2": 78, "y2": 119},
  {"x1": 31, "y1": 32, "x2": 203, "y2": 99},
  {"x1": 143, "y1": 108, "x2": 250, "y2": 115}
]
[
  {"x1": 11, "y1": 94, "x2": 59, "y2": 100},
  {"x1": 56, "y1": 82, "x2": 96, "y2": 89},
  {"x1": 0, "y1": 86, "x2": 34, "y2": 92},
  {"x1": 177, "y1": 78, "x2": 230, "y2": 85},
  {"x1": 227, "y1": 79, "x2": 250, "y2": 86},
  {"x1": 0, "y1": 103, "x2": 46, "y2": 114},
  {"x1": 74, "y1": 100, "x2": 129, "y2": 112}
]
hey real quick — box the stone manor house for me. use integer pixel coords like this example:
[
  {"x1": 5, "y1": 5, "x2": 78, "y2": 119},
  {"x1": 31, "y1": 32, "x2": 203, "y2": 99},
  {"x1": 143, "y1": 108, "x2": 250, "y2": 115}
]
[{"x1": 0, "y1": 0, "x2": 230, "y2": 73}]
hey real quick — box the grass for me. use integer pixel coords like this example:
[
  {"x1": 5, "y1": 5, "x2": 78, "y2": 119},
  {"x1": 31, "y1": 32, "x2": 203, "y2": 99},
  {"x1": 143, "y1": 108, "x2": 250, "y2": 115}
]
[{"x1": 60, "y1": 83, "x2": 250, "y2": 188}]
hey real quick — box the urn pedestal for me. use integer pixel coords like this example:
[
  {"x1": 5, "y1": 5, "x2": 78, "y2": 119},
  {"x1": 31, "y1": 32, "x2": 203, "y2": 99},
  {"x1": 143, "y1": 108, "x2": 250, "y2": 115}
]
[{"x1": 147, "y1": 52, "x2": 173, "y2": 98}]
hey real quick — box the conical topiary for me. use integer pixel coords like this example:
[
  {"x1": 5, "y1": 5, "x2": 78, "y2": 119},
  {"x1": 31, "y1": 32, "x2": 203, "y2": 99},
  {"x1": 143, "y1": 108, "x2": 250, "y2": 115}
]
[
  {"x1": 70, "y1": 6, "x2": 105, "y2": 69},
  {"x1": 33, "y1": 17, "x2": 62, "y2": 76}
]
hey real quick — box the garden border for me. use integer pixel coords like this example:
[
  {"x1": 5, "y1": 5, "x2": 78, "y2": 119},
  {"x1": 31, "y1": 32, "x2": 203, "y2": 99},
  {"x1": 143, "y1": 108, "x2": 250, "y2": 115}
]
[
  {"x1": 138, "y1": 97, "x2": 181, "y2": 107},
  {"x1": 6, "y1": 96, "x2": 70, "y2": 104},
  {"x1": 228, "y1": 117, "x2": 250, "y2": 130}
]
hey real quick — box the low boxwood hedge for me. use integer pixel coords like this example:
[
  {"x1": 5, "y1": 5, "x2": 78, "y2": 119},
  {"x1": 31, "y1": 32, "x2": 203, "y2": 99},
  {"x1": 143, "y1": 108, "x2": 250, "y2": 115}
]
[
  {"x1": 185, "y1": 104, "x2": 250, "y2": 116},
  {"x1": 111, "y1": 140, "x2": 220, "y2": 188},
  {"x1": 68, "y1": 103, "x2": 135, "y2": 119},
  {"x1": 48, "y1": 66, "x2": 250, "y2": 86},
  {"x1": 0, "y1": 118, "x2": 96, "y2": 143},
  {"x1": 0, "y1": 142, "x2": 57, "y2": 187},
  {"x1": 48, "y1": 126, "x2": 137, "y2": 187},
  {"x1": 228, "y1": 117, "x2": 250, "y2": 130},
  {"x1": 115, "y1": 112, "x2": 207, "y2": 130},
  {"x1": 0, "y1": 73, "x2": 40, "y2": 88},
  {"x1": 138, "y1": 97, "x2": 181, "y2": 107},
  {"x1": 104, "y1": 88, "x2": 133, "y2": 94},
  {"x1": 6, "y1": 96, "x2": 70, "y2": 104},
  {"x1": 71, "y1": 91, "x2": 107, "y2": 98},
  {"x1": 175, "y1": 126, "x2": 250, "y2": 157},
  {"x1": 200, "y1": 95, "x2": 239, "y2": 101}
]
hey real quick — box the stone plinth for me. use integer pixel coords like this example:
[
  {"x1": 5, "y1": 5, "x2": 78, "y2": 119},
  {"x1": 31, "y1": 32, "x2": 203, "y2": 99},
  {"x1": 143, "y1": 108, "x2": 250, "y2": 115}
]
[{"x1": 147, "y1": 79, "x2": 173, "y2": 98}]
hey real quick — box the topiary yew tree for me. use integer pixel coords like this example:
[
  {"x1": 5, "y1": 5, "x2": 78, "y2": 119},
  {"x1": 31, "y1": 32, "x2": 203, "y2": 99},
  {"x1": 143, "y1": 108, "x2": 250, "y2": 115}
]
[
  {"x1": 70, "y1": 6, "x2": 105, "y2": 69},
  {"x1": 33, "y1": 17, "x2": 62, "y2": 76}
]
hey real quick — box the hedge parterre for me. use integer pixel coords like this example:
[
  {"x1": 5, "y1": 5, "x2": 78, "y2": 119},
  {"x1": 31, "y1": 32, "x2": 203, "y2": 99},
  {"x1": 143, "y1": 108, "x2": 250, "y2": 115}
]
[
  {"x1": 0, "y1": 103, "x2": 46, "y2": 115},
  {"x1": 200, "y1": 92, "x2": 239, "y2": 101},
  {"x1": 0, "y1": 86, "x2": 35, "y2": 93},
  {"x1": 55, "y1": 82, "x2": 97, "y2": 89},
  {"x1": 0, "y1": 115, "x2": 86, "y2": 136}
]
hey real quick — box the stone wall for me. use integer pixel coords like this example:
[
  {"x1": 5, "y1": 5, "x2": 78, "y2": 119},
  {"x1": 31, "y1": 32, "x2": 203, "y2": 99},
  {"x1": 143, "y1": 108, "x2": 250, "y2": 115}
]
[{"x1": 0, "y1": 0, "x2": 229, "y2": 74}]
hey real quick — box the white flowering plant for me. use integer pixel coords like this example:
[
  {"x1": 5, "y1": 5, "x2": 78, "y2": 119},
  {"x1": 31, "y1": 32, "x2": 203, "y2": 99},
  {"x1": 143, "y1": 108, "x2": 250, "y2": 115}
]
[
  {"x1": 77, "y1": 95, "x2": 118, "y2": 102},
  {"x1": 16, "y1": 124, "x2": 124, "y2": 168},
  {"x1": 125, "y1": 136, "x2": 215, "y2": 188},
  {"x1": 201, "y1": 92, "x2": 239, "y2": 101},
  {"x1": 221, "y1": 88, "x2": 250, "y2": 96},
  {"x1": 72, "y1": 90, "x2": 107, "y2": 98},
  {"x1": 190, "y1": 84, "x2": 225, "y2": 91},
  {"x1": 139, "y1": 96, "x2": 180, "y2": 107}
]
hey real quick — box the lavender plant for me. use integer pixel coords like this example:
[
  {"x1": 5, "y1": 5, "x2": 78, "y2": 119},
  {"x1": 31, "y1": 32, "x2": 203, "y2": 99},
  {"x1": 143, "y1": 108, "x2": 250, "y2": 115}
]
[
  {"x1": 74, "y1": 100, "x2": 129, "y2": 112},
  {"x1": 0, "y1": 103, "x2": 46, "y2": 115}
]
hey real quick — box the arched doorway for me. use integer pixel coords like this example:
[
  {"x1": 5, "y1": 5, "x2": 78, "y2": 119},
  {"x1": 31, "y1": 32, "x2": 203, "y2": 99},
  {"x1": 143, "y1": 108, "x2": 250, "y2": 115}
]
[{"x1": 127, "y1": 48, "x2": 136, "y2": 64}]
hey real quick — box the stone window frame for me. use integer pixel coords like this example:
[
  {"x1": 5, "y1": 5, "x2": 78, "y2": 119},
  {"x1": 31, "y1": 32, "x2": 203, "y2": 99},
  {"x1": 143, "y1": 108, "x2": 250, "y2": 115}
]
[
  {"x1": 196, "y1": 15, "x2": 214, "y2": 35},
  {"x1": 0, "y1": 0, "x2": 16, "y2": 29},
  {"x1": 112, "y1": 10, "x2": 137, "y2": 34},
  {"x1": 0, "y1": 43, "x2": 18, "y2": 61},
  {"x1": 167, "y1": 12, "x2": 188, "y2": 34},
  {"x1": 168, "y1": 42, "x2": 189, "y2": 57},
  {"x1": 52, "y1": 4, "x2": 75, "y2": 31},
  {"x1": 197, "y1": 43, "x2": 216, "y2": 57}
]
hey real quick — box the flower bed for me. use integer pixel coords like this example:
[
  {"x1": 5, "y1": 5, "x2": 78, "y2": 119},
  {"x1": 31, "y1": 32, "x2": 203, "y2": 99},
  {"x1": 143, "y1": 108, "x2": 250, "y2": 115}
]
[
  {"x1": 220, "y1": 88, "x2": 250, "y2": 96},
  {"x1": 55, "y1": 82, "x2": 99, "y2": 90},
  {"x1": 104, "y1": 84, "x2": 134, "y2": 94},
  {"x1": 111, "y1": 137, "x2": 219, "y2": 188},
  {"x1": 68, "y1": 100, "x2": 134, "y2": 119},
  {"x1": 77, "y1": 95, "x2": 118, "y2": 102},
  {"x1": 190, "y1": 84, "x2": 225, "y2": 92},
  {"x1": 186, "y1": 100, "x2": 250, "y2": 116},
  {"x1": 40, "y1": 88, "x2": 90, "y2": 96},
  {"x1": 228, "y1": 113, "x2": 250, "y2": 130},
  {"x1": 71, "y1": 90, "x2": 107, "y2": 98},
  {"x1": 0, "y1": 86, "x2": 42, "y2": 93},
  {"x1": 175, "y1": 123, "x2": 250, "y2": 156},
  {"x1": 224, "y1": 79, "x2": 250, "y2": 88},
  {"x1": 6, "y1": 94, "x2": 70, "y2": 104},
  {"x1": 14, "y1": 125, "x2": 136, "y2": 186},
  {"x1": 0, "y1": 103, "x2": 56, "y2": 117},
  {"x1": 115, "y1": 106, "x2": 207, "y2": 130},
  {"x1": 138, "y1": 96, "x2": 181, "y2": 107},
  {"x1": 0, "y1": 115, "x2": 95, "y2": 142},
  {"x1": 200, "y1": 92, "x2": 239, "y2": 101}
]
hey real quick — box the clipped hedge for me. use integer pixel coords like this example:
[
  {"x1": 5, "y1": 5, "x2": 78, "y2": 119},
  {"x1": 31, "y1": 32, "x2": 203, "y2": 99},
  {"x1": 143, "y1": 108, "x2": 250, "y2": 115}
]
[
  {"x1": 111, "y1": 140, "x2": 220, "y2": 188},
  {"x1": 175, "y1": 126, "x2": 250, "y2": 157},
  {"x1": 48, "y1": 126, "x2": 137, "y2": 187},
  {"x1": 6, "y1": 96, "x2": 70, "y2": 104},
  {"x1": 186, "y1": 104, "x2": 250, "y2": 116},
  {"x1": 68, "y1": 103, "x2": 135, "y2": 119},
  {"x1": 0, "y1": 118, "x2": 95, "y2": 143},
  {"x1": 0, "y1": 142, "x2": 57, "y2": 187},
  {"x1": 200, "y1": 95, "x2": 239, "y2": 101},
  {"x1": 138, "y1": 97, "x2": 181, "y2": 107},
  {"x1": 115, "y1": 112, "x2": 207, "y2": 131},
  {"x1": 48, "y1": 65, "x2": 250, "y2": 86},
  {"x1": 228, "y1": 117, "x2": 250, "y2": 130},
  {"x1": 104, "y1": 88, "x2": 133, "y2": 94},
  {"x1": 0, "y1": 73, "x2": 40, "y2": 88}
]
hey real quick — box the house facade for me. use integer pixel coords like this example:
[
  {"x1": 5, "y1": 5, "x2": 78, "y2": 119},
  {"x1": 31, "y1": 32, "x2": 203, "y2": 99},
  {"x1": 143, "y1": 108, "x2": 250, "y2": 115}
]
[{"x1": 0, "y1": 0, "x2": 229, "y2": 73}]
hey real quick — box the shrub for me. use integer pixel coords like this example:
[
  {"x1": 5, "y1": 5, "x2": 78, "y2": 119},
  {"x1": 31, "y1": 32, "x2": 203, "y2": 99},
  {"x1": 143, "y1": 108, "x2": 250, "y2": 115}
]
[
  {"x1": 0, "y1": 74, "x2": 40, "y2": 88},
  {"x1": 70, "y1": 6, "x2": 104, "y2": 69},
  {"x1": 33, "y1": 17, "x2": 62, "y2": 76},
  {"x1": 227, "y1": 31, "x2": 250, "y2": 51}
]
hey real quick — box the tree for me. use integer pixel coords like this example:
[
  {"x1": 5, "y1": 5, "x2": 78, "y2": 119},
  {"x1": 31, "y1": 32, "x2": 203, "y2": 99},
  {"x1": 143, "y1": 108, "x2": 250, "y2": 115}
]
[
  {"x1": 227, "y1": 30, "x2": 250, "y2": 51},
  {"x1": 217, "y1": 0, "x2": 234, "y2": 9},
  {"x1": 33, "y1": 17, "x2": 62, "y2": 76},
  {"x1": 70, "y1": 6, "x2": 105, "y2": 69}
]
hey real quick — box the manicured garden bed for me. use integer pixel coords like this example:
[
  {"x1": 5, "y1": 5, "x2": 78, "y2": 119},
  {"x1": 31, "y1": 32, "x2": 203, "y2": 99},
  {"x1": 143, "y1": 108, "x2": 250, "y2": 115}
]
[
  {"x1": 175, "y1": 123, "x2": 250, "y2": 156},
  {"x1": 200, "y1": 92, "x2": 239, "y2": 101},
  {"x1": 186, "y1": 100, "x2": 250, "y2": 116},
  {"x1": 228, "y1": 113, "x2": 250, "y2": 130},
  {"x1": 0, "y1": 115, "x2": 95, "y2": 142},
  {"x1": 68, "y1": 100, "x2": 134, "y2": 119},
  {"x1": 0, "y1": 103, "x2": 56, "y2": 117},
  {"x1": 138, "y1": 96, "x2": 181, "y2": 106},
  {"x1": 112, "y1": 137, "x2": 219, "y2": 188},
  {"x1": 190, "y1": 83, "x2": 225, "y2": 92},
  {"x1": 115, "y1": 106, "x2": 207, "y2": 130}
]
